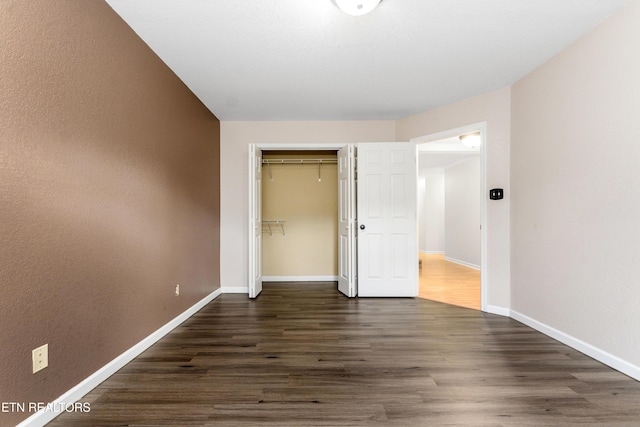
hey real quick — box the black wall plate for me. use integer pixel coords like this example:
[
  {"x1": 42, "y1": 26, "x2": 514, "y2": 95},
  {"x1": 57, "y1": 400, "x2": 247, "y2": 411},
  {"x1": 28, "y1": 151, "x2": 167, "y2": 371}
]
[{"x1": 490, "y1": 188, "x2": 504, "y2": 200}]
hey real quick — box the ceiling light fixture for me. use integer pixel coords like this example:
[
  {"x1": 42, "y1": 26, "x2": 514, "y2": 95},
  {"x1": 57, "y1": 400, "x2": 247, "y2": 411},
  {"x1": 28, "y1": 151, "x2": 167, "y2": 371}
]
[
  {"x1": 459, "y1": 132, "x2": 481, "y2": 148},
  {"x1": 334, "y1": 0, "x2": 382, "y2": 16}
]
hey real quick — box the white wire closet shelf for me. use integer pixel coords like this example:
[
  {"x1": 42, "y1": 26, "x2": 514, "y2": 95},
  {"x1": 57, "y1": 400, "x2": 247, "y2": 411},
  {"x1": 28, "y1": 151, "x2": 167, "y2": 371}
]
[{"x1": 262, "y1": 158, "x2": 337, "y2": 182}]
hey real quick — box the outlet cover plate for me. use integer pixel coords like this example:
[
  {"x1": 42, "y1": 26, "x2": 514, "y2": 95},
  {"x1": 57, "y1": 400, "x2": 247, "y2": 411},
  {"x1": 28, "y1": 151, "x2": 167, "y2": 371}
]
[{"x1": 32, "y1": 344, "x2": 48, "y2": 374}]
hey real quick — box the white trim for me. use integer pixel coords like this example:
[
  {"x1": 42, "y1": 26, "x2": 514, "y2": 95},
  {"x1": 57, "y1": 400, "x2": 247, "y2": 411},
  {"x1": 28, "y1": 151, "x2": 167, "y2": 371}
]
[
  {"x1": 479, "y1": 121, "x2": 488, "y2": 313},
  {"x1": 263, "y1": 276, "x2": 339, "y2": 282},
  {"x1": 485, "y1": 305, "x2": 511, "y2": 317},
  {"x1": 222, "y1": 286, "x2": 249, "y2": 294},
  {"x1": 443, "y1": 256, "x2": 480, "y2": 271},
  {"x1": 17, "y1": 288, "x2": 224, "y2": 427},
  {"x1": 420, "y1": 250, "x2": 445, "y2": 255},
  {"x1": 511, "y1": 310, "x2": 640, "y2": 381},
  {"x1": 412, "y1": 122, "x2": 488, "y2": 312}
]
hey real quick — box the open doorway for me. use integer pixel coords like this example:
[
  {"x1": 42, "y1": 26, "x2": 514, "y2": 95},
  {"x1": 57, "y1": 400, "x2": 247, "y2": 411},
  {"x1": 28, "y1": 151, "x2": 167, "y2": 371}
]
[
  {"x1": 412, "y1": 123, "x2": 486, "y2": 311},
  {"x1": 248, "y1": 143, "x2": 346, "y2": 298}
]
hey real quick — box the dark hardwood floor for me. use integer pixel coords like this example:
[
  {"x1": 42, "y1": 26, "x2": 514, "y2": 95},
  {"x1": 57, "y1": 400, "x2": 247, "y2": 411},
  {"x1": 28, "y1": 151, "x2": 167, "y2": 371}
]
[{"x1": 48, "y1": 283, "x2": 640, "y2": 426}]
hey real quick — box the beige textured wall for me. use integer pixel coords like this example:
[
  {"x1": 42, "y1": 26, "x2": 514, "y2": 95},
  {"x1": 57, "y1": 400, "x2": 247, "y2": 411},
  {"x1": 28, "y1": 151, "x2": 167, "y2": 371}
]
[
  {"x1": 511, "y1": 0, "x2": 640, "y2": 368},
  {"x1": 396, "y1": 88, "x2": 511, "y2": 311},
  {"x1": 0, "y1": 2, "x2": 220, "y2": 425},
  {"x1": 262, "y1": 154, "x2": 338, "y2": 278},
  {"x1": 220, "y1": 121, "x2": 395, "y2": 288}
]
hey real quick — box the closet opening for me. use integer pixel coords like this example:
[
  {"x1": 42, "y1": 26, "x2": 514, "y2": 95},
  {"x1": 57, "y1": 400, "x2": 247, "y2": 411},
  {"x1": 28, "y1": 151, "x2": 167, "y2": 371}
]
[{"x1": 260, "y1": 150, "x2": 339, "y2": 284}]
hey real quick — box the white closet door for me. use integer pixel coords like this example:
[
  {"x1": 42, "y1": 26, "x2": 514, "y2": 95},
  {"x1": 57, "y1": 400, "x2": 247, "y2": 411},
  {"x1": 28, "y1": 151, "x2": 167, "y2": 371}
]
[
  {"x1": 337, "y1": 145, "x2": 356, "y2": 297},
  {"x1": 357, "y1": 142, "x2": 418, "y2": 297},
  {"x1": 248, "y1": 145, "x2": 263, "y2": 298}
]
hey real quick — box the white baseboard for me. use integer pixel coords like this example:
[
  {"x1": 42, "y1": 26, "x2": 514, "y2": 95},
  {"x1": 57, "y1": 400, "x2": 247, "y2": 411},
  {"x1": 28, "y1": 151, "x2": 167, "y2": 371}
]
[
  {"x1": 510, "y1": 310, "x2": 640, "y2": 382},
  {"x1": 17, "y1": 288, "x2": 224, "y2": 427},
  {"x1": 444, "y1": 256, "x2": 480, "y2": 270},
  {"x1": 484, "y1": 305, "x2": 511, "y2": 317},
  {"x1": 221, "y1": 286, "x2": 248, "y2": 294},
  {"x1": 262, "y1": 276, "x2": 338, "y2": 282},
  {"x1": 420, "y1": 250, "x2": 445, "y2": 255}
]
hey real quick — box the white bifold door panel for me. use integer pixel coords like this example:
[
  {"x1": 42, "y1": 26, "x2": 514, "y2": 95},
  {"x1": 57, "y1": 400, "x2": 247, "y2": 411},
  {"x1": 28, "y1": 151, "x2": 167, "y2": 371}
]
[
  {"x1": 357, "y1": 142, "x2": 418, "y2": 297},
  {"x1": 248, "y1": 145, "x2": 263, "y2": 298},
  {"x1": 337, "y1": 145, "x2": 356, "y2": 297}
]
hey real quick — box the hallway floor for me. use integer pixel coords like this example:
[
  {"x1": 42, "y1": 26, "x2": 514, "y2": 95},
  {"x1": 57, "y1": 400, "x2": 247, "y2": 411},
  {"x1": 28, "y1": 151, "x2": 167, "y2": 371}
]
[{"x1": 419, "y1": 253, "x2": 481, "y2": 310}]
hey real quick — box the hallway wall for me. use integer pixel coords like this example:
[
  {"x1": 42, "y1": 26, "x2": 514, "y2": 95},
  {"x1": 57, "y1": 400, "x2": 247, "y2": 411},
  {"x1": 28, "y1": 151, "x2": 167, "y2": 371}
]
[
  {"x1": 444, "y1": 158, "x2": 481, "y2": 268},
  {"x1": 418, "y1": 171, "x2": 445, "y2": 254}
]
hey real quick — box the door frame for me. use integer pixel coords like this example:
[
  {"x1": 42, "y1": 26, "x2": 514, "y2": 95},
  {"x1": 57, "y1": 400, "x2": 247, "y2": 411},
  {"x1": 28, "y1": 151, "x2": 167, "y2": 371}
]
[{"x1": 410, "y1": 122, "x2": 488, "y2": 312}]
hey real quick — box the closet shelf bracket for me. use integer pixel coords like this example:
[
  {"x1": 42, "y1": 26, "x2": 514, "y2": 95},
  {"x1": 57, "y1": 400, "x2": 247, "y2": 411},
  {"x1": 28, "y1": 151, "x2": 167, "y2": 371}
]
[{"x1": 262, "y1": 220, "x2": 286, "y2": 237}]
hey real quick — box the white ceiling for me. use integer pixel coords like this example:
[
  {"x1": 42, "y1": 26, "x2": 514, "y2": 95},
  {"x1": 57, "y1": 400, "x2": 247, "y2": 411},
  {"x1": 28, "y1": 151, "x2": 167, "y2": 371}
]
[{"x1": 105, "y1": 0, "x2": 630, "y2": 121}]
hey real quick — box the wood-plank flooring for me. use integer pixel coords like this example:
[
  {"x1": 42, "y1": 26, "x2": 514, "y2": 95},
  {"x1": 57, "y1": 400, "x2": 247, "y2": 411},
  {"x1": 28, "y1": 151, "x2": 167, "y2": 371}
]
[
  {"x1": 419, "y1": 253, "x2": 481, "y2": 310},
  {"x1": 48, "y1": 283, "x2": 640, "y2": 426}
]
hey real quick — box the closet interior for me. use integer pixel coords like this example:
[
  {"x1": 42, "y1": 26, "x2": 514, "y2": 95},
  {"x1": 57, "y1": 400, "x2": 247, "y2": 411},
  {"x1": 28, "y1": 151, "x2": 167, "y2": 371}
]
[{"x1": 261, "y1": 150, "x2": 339, "y2": 281}]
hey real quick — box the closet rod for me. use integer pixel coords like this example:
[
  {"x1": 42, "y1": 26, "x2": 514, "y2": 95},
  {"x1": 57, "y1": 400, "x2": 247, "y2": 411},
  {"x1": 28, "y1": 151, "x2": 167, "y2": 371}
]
[{"x1": 262, "y1": 159, "x2": 337, "y2": 164}]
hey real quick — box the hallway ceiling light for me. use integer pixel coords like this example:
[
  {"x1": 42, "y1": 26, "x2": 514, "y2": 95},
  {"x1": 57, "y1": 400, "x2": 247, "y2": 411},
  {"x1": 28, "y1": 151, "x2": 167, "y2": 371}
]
[
  {"x1": 334, "y1": 0, "x2": 382, "y2": 16},
  {"x1": 459, "y1": 132, "x2": 481, "y2": 148}
]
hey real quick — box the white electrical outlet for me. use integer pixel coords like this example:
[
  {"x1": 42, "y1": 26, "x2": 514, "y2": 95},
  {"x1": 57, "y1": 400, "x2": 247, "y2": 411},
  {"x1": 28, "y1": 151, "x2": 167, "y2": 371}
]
[
  {"x1": 175, "y1": 284, "x2": 180, "y2": 296},
  {"x1": 32, "y1": 344, "x2": 48, "y2": 374}
]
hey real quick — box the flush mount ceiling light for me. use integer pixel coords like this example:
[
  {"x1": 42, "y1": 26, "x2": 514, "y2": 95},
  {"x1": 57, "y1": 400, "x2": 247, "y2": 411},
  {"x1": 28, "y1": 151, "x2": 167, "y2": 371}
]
[
  {"x1": 334, "y1": 0, "x2": 382, "y2": 16},
  {"x1": 459, "y1": 132, "x2": 481, "y2": 148}
]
